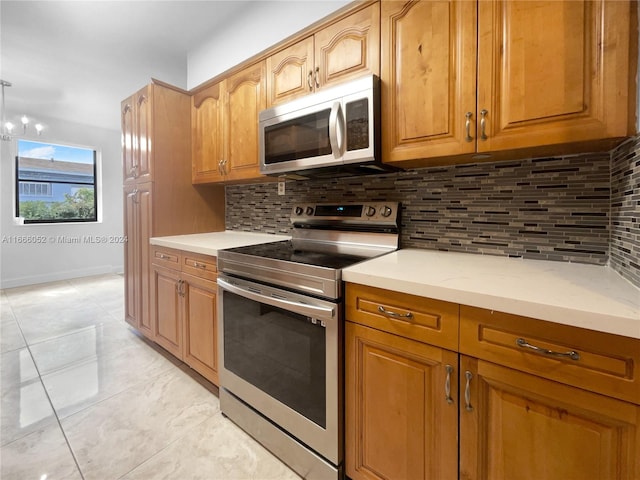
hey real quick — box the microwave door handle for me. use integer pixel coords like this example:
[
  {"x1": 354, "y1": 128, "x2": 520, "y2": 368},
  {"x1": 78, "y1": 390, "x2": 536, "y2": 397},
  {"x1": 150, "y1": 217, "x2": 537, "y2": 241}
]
[
  {"x1": 329, "y1": 101, "x2": 344, "y2": 158},
  {"x1": 218, "y1": 277, "x2": 335, "y2": 320}
]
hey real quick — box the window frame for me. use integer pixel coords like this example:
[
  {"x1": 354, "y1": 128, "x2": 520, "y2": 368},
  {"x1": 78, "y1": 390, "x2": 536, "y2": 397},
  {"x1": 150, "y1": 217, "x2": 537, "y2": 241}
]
[{"x1": 15, "y1": 140, "x2": 99, "y2": 224}]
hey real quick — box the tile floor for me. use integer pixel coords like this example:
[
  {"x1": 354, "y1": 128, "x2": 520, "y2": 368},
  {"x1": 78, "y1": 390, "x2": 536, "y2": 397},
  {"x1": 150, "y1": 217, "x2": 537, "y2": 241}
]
[{"x1": 1, "y1": 274, "x2": 301, "y2": 479}]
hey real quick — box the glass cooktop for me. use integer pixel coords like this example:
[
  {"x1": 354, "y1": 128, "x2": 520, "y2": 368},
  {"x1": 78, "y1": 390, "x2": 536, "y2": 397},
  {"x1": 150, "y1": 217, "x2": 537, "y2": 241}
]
[{"x1": 221, "y1": 240, "x2": 368, "y2": 270}]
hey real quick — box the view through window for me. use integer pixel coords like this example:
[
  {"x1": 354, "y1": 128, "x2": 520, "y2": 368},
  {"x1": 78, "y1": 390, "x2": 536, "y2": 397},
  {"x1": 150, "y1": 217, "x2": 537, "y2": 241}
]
[{"x1": 16, "y1": 139, "x2": 98, "y2": 223}]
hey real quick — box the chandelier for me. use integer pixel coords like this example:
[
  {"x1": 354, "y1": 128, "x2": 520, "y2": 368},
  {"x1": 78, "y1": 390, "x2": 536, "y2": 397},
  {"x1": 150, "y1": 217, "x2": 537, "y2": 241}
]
[{"x1": 1, "y1": 79, "x2": 43, "y2": 142}]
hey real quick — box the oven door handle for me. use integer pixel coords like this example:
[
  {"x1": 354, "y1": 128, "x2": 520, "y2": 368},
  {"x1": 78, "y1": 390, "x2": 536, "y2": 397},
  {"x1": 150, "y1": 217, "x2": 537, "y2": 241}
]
[{"x1": 218, "y1": 278, "x2": 335, "y2": 321}]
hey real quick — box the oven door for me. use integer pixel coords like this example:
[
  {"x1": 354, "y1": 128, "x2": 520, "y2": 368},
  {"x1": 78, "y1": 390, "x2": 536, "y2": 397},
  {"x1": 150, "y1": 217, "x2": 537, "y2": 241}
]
[{"x1": 217, "y1": 274, "x2": 342, "y2": 465}]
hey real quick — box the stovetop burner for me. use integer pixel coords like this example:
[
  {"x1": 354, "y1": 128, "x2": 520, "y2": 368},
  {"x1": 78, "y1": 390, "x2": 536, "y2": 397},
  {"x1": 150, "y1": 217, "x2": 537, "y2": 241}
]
[
  {"x1": 223, "y1": 240, "x2": 369, "y2": 270},
  {"x1": 218, "y1": 202, "x2": 400, "y2": 299}
]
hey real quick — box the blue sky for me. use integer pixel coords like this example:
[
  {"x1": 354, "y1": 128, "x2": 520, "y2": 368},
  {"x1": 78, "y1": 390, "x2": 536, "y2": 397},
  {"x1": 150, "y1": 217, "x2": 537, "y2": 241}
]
[{"x1": 18, "y1": 140, "x2": 94, "y2": 164}]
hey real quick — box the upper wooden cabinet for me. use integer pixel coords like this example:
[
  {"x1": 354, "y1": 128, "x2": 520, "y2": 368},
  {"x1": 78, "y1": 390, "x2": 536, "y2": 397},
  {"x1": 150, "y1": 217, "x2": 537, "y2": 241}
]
[
  {"x1": 192, "y1": 62, "x2": 268, "y2": 184},
  {"x1": 122, "y1": 85, "x2": 153, "y2": 185},
  {"x1": 381, "y1": 0, "x2": 634, "y2": 166},
  {"x1": 192, "y1": 81, "x2": 225, "y2": 184},
  {"x1": 380, "y1": 0, "x2": 478, "y2": 163},
  {"x1": 266, "y1": 3, "x2": 380, "y2": 106}
]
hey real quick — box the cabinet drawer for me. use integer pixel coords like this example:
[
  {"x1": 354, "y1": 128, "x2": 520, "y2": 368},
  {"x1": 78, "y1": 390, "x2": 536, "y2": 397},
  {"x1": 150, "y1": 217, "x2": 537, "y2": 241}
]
[
  {"x1": 151, "y1": 246, "x2": 181, "y2": 269},
  {"x1": 345, "y1": 283, "x2": 459, "y2": 351},
  {"x1": 460, "y1": 306, "x2": 640, "y2": 405},
  {"x1": 182, "y1": 252, "x2": 217, "y2": 281}
]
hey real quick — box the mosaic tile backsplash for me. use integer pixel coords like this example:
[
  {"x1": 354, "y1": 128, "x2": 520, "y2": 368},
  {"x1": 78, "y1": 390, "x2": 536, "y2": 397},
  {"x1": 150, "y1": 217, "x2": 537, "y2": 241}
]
[
  {"x1": 611, "y1": 136, "x2": 640, "y2": 287},
  {"x1": 226, "y1": 145, "x2": 639, "y2": 288}
]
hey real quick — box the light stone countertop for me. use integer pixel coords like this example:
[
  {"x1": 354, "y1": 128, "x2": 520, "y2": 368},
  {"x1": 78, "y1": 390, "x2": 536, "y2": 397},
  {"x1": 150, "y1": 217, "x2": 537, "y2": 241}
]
[
  {"x1": 149, "y1": 230, "x2": 291, "y2": 257},
  {"x1": 342, "y1": 249, "x2": 640, "y2": 339}
]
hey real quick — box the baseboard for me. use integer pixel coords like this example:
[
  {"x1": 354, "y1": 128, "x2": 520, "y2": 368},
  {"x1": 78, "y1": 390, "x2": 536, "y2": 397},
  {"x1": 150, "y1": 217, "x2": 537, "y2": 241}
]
[{"x1": 0, "y1": 264, "x2": 125, "y2": 289}]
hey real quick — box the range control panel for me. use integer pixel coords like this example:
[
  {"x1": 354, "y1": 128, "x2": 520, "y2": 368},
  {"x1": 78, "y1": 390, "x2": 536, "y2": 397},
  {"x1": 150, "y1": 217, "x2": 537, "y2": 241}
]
[{"x1": 291, "y1": 202, "x2": 399, "y2": 226}]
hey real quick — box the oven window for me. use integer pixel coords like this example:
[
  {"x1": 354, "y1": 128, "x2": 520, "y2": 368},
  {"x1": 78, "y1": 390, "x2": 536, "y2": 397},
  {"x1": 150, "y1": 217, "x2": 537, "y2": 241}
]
[
  {"x1": 223, "y1": 290, "x2": 326, "y2": 428},
  {"x1": 264, "y1": 109, "x2": 331, "y2": 164}
]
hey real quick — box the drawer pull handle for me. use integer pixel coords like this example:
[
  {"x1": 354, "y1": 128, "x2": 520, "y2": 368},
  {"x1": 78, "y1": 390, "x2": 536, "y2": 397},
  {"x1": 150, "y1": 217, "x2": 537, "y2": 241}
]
[
  {"x1": 444, "y1": 364, "x2": 454, "y2": 404},
  {"x1": 378, "y1": 306, "x2": 413, "y2": 320},
  {"x1": 159, "y1": 254, "x2": 169, "y2": 260},
  {"x1": 516, "y1": 337, "x2": 580, "y2": 361},
  {"x1": 193, "y1": 261, "x2": 207, "y2": 269},
  {"x1": 464, "y1": 371, "x2": 473, "y2": 411}
]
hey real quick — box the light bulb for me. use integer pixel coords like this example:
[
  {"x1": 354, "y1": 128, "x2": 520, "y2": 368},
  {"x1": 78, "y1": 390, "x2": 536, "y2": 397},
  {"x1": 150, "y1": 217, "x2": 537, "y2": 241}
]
[
  {"x1": 35, "y1": 123, "x2": 43, "y2": 135},
  {"x1": 21, "y1": 115, "x2": 29, "y2": 126},
  {"x1": 5, "y1": 122, "x2": 14, "y2": 133}
]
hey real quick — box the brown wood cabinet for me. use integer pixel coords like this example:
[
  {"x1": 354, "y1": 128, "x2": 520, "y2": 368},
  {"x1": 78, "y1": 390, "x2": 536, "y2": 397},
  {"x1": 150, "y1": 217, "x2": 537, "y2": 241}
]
[
  {"x1": 121, "y1": 81, "x2": 225, "y2": 340},
  {"x1": 345, "y1": 282, "x2": 640, "y2": 480},
  {"x1": 150, "y1": 246, "x2": 219, "y2": 385},
  {"x1": 459, "y1": 356, "x2": 640, "y2": 480},
  {"x1": 192, "y1": 81, "x2": 225, "y2": 184},
  {"x1": 191, "y1": 62, "x2": 269, "y2": 184},
  {"x1": 122, "y1": 86, "x2": 153, "y2": 185},
  {"x1": 266, "y1": 3, "x2": 380, "y2": 106},
  {"x1": 381, "y1": 0, "x2": 634, "y2": 167},
  {"x1": 345, "y1": 283, "x2": 459, "y2": 480},
  {"x1": 346, "y1": 322, "x2": 459, "y2": 480},
  {"x1": 123, "y1": 183, "x2": 153, "y2": 337}
]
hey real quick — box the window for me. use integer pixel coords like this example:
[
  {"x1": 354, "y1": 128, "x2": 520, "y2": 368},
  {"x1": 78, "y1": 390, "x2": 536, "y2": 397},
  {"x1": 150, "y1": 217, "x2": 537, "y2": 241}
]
[{"x1": 16, "y1": 139, "x2": 98, "y2": 223}]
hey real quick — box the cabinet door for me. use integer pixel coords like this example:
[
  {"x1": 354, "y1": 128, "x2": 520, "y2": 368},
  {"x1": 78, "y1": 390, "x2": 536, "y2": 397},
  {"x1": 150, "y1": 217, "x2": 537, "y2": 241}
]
[
  {"x1": 121, "y1": 96, "x2": 136, "y2": 185},
  {"x1": 123, "y1": 182, "x2": 153, "y2": 338},
  {"x1": 346, "y1": 321, "x2": 458, "y2": 480},
  {"x1": 314, "y1": 3, "x2": 380, "y2": 90},
  {"x1": 192, "y1": 81, "x2": 226, "y2": 184},
  {"x1": 460, "y1": 356, "x2": 640, "y2": 480},
  {"x1": 123, "y1": 185, "x2": 139, "y2": 329},
  {"x1": 224, "y1": 62, "x2": 267, "y2": 182},
  {"x1": 151, "y1": 264, "x2": 183, "y2": 359},
  {"x1": 381, "y1": 0, "x2": 477, "y2": 164},
  {"x1": 182, "y1": 273, "x2": 218, "y2": 385},
  {"x1": 476, "y1": 0, "x2": 631, "y2": 152},
  {"x1": 266, "y1": 36, "x2": 314, "y2": 106},
  {"x1": 135, "y1": 85, "x2": 153, "y2": 182},
  {"x1": 137, "y1": 184, "x2": 154, "y2": 339}
]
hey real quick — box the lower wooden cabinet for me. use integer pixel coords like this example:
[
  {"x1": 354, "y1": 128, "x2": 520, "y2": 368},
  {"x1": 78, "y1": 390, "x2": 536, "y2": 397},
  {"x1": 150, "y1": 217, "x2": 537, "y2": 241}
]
[
  {"x1": 150, "y1": 246, "x2": 219, "y2": 385},
  {"x1": 345, "y1": 282, "x2": 640, "y2": 480},
  {"x1": 182, "y1": 273, "x2": 218, "y2": 385},
  {"x1": 346, "y1": 321, "x2": 458, "y2": 480},
  {"x1": 460, "y1": 356, "x2": 640, "y2": 480}
]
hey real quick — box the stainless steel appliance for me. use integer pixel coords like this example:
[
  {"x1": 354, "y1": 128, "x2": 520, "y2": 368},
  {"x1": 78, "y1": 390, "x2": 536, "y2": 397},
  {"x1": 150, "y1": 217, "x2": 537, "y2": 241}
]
[
  {"x1": 259, "y1": 75, "x2": 396, "y2": 179},
  {"x1": 217, "y1": 202, "x2": 400, "y2": 479}
]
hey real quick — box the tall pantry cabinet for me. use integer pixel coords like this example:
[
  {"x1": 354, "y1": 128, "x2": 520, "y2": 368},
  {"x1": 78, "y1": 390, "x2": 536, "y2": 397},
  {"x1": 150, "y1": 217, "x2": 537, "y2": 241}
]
[{"x1": 121, "y1": 80, "x2": 225, "y2": 340}]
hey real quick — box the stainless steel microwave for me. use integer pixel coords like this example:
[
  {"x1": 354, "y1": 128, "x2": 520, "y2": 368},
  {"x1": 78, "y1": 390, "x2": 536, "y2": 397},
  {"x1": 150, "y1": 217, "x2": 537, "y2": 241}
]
[{"x1": 259, "y1": 75, "x2": 394, "y2": 178}]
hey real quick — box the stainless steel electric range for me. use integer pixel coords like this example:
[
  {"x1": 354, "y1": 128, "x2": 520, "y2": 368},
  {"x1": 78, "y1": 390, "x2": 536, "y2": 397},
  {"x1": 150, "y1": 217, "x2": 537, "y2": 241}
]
[{"x1": 216, "y1": 202, "x2": 400, "y2": 479}]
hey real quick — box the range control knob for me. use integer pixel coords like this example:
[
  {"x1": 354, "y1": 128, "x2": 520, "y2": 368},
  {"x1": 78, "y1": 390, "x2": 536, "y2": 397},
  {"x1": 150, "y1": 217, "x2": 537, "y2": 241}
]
[
  {"x1": 294, "y1": 206, "x2": 304, "y2": 216},
  {"x1": 306, "y1": 206, "x2": 314, "y2": 216},
  {"x1": 380, "y1": 205, "x2": 393, "y2": 217},
  {"x1": 365, "y1": 206, "x2": 376, "y2": 217}
]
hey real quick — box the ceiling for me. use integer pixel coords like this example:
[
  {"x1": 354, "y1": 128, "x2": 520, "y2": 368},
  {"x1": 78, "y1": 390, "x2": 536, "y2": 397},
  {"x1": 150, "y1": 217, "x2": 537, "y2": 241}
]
[{"x1": 0, "y1": 1, "x2": 255, "y2": 132}]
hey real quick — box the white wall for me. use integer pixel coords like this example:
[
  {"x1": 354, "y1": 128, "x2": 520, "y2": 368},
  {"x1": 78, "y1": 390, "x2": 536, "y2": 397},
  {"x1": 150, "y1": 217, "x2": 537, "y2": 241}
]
[
  {"x1": 0, "y1": 116, "x2": 123, "y2": 288},
  {"x1": 187, "y1": 0, "x2": 350, "y2": 89}
]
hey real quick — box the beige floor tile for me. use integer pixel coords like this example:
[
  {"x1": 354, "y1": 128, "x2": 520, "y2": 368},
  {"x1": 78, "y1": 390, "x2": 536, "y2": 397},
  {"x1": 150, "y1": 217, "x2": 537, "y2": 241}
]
[
  {"x1": 1, "y1": 349, "x2": 56, "y2": 446},
  {"x1": 29, "y1": 321, "x2": 145, "y2": 375},
  {"x1": 41, "y1": 340, "x2": 176, "y2": 418},
  {"x1": 0, "y1": 319, "x2": 26, "y2": 353},
  {"x1": 62, "y1": 368, "x2": 219, "y2": 479},
  {"x1": 0, "y1": 423, "x2": 82, "y2": 480},
  {"x1": 122, "y1": 413, "x2": 301, "y2": 480},
  {"x1": 12, "y1": 302, "x2": 120, "y2": 345}
]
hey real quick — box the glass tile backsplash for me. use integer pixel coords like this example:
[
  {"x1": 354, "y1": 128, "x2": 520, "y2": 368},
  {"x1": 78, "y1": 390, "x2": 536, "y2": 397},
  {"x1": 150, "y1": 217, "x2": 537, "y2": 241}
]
[{"x1": 226, "y1": 141, "x2": 639, "y2": 288}]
